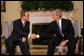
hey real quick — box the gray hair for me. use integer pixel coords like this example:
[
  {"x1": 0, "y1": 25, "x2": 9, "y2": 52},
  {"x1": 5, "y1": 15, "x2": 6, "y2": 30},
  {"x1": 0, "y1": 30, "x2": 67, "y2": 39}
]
[
  {"x1": 20, "y1": 10, "x2": 29, "y2": 17},
  {"x1": 54, "y1": 9, "x2": 62, "y2": 17}
]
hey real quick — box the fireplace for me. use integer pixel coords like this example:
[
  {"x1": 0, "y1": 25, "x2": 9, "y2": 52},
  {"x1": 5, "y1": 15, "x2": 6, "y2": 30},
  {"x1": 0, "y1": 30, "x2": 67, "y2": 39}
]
[
  {"x1": 29, "y1": 11, "x2": 73, "y2": 45},
  {"x1": 32, "y1": 23, "x2": 53, "y2": 45}
]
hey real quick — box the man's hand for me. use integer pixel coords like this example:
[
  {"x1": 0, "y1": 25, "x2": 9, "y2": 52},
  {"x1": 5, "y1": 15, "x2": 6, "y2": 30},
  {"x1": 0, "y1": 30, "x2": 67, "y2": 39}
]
[
  {"x1": 30, "y1": 34, "x2": 37, "y2": 39},
  {"x1": 59, "y1": 40, "x2": 68, "y2": 47},
  {"x1": 22, "y1": 37, "x2": 26, "y2": 42}
]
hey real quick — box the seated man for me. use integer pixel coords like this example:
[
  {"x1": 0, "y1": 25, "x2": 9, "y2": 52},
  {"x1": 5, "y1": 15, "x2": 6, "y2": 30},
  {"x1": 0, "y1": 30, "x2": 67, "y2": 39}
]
[
  {"x1": 31, "y1": 9, "x2": 76, "y2": 55},
  {"x1": 6, "y1": 10, "x2": 32, "y2": 55}
]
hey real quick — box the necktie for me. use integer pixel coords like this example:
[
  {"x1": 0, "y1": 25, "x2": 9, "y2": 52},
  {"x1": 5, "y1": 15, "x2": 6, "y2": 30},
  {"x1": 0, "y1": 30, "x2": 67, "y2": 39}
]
[
  {"x1": 23, "y1": 23, "x2": 25, "y2": 28},
  {"x1": 57, "y1": 22, "x2": 63, "y2": 37}
]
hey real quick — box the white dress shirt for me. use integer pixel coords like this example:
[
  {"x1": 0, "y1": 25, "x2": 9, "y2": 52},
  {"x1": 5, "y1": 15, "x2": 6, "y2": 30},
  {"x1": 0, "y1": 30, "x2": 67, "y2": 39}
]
[
  {"x1": 21, "y1": 19, "x2": 26, "y2": 25},
  {"x1": 57, "y1": 18, "x2": 62, "y2": 30},
  {"x1": 57, "y1": 19, "x2": 64, "y2": 37}
]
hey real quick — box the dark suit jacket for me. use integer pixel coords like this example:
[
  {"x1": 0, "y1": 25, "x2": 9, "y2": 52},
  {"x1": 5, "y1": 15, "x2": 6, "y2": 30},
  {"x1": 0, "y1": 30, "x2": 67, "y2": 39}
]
[
  {"x1": 39, "y1": 18, "x2": 75, "y2": 45},
  {"x1": 9, "y1": 19, "x2": 30, "y2": 41}
]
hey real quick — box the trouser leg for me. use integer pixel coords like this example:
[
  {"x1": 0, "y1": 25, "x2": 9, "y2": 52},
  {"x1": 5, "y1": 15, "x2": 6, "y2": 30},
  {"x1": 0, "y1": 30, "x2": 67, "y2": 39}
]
[
  {"x1": 19, "y1": 41, "x2": 30, "y2": 55},
  {"x1": 66, "y1": 39, "x2": 76, "y2": 55},
  {"x1": 6, "y1": 39, "x2": 16, "y2": 55},
  {"x1": 47, "y1": 39, "x2": 56, "y2": 55}
]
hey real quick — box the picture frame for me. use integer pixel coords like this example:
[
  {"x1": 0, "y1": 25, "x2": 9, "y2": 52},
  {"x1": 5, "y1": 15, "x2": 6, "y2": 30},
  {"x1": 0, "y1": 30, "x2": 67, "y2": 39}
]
[{"x1": 1, "y1": 1, "x2": 6, "y2": 12}]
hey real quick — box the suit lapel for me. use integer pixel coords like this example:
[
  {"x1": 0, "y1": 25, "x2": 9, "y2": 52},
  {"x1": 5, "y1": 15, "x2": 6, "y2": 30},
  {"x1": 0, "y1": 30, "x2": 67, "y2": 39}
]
[
  {"x1": 55, "y1": 21, "x2": 59, "y2": 33},
  {"x1": 19, "y1": 19, "x2": 24, "y2": 30},
  {"x1": 24, "y1": 22, "x2": 28, "y2": 30},
  {"x1": 62, "y1": 19, "x2": 65, "y2": 34}
]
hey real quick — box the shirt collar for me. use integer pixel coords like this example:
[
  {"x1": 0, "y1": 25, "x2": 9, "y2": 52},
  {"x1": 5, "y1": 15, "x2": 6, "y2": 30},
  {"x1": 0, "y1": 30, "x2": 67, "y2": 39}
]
[
  {"x1": 57, "y1": 18, "x2": 62, "y2": 23},
  {"x1": 21, "y1": 19, "x2": 26, "y2": 24}
]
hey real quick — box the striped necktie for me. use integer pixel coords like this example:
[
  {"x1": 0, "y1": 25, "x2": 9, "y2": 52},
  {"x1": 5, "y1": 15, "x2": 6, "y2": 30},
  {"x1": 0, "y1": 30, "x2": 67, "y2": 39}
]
[{"x1": 57, "y1": 22, "x2": 63, "y2": 37}]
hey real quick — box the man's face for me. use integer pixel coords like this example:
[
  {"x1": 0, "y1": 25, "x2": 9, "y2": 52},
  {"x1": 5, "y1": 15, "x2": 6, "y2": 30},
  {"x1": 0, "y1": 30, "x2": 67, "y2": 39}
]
[
  {"x1": 22, "y1": 12, "x2": 29, "y2": 21},
  {"x1": 52, "y1": 11, "x2": 60, "y2": 21}
]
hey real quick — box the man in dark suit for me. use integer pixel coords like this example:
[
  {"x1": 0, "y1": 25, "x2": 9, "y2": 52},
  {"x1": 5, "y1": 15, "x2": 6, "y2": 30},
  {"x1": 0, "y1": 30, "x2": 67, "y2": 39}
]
[
  {"x1": 6, "y1": 10, "x2": 32, "y2": 55},
  {"x1": 31, "y1": 9, "x2": 76, "y2": 55}
]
